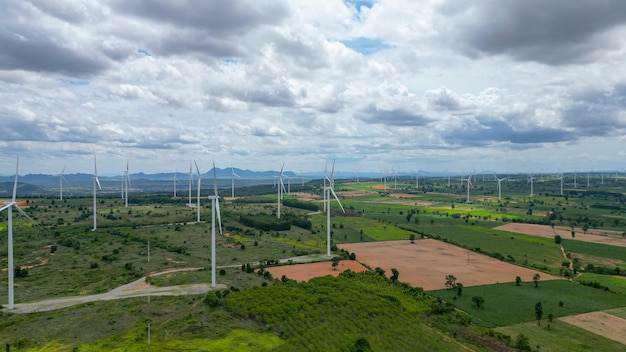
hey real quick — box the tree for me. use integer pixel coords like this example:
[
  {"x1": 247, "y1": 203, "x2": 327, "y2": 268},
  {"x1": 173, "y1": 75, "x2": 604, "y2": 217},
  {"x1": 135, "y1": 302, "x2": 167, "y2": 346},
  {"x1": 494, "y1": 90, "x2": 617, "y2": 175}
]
[
  {"x1": 445, "y1": 275, "x2": 457, "y2": 289},
  {"x1": 548, "y1": 313, "x2": 554, "y2": 323},
  {"x1": 455, "y1": 282, "x2": 463, "y2": 297},
  {"x1": 582, "y1": 223, "x2": 589, "y2": 233},
  {"x1": 331, "y1": 257, "x2": 340, "y2": 270},
  {"x1": 515, "y1": 276, "x2": 522, "y2": 286},
  {"x1": 571, "y1": 230, "x2": 575, "y2": 238},
  {"x1": 390, "y1": 268, "x2": 399, "y2": 282},
  {"x1": 409, "y1": 234, "x2": 415, "y2": 244},
  {"x1": 533, "y1": 273, "x2": 541, "y2": 288},
  {"x1": 535, "y1": 302, "x2": 543, "y2": 325},
  {"x1": 472, "y1": 296, "x2": 485, "y2": 309},
  {"x1": 515, "y1": 334, "x2": 531, "y2": 352},
  {"x1": 351, "y1": 337, "x2": 371, "y2": 352},
  {"x1": 554, "y1": 235, "x2": 562, "y2": 244}
]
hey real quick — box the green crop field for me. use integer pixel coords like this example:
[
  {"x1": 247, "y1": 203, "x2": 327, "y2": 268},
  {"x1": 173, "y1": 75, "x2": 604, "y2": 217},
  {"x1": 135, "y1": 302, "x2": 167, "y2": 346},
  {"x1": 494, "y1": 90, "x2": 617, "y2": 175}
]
[{"x1": 429, "y1": 280, "x2": 626, "y2": 327}]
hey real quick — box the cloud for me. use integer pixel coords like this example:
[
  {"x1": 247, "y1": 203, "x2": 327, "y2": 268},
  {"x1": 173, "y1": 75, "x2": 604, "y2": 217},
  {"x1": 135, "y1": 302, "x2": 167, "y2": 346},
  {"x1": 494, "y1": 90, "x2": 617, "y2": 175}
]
[
  {"x1": 356, "y1": 104, "x2": 431, "y2": 126},
  {"x1": 438, "y1": 0, "x2": 626, "y2": 65}
]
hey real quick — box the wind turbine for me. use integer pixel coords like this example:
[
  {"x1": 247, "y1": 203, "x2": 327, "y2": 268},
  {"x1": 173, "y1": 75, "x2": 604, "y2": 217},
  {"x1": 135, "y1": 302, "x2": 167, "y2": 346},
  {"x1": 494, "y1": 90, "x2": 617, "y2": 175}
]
[
  {"x1": 323, "y1": 162, "x2": 328, "y2": 213},
  {"x1": 573, "y1": 171, "x2": 577, "y2": 188},
  {"x1": 231, "y1": 165, "x2": 239, "y2": 198},
  {"x1": 464, "y1": 174, "x2": 473, "y2": 203},
  {"x1": 494, "y1": 175, "x2": 506, "y2": 202},
  {"x1": 325, "y1": 160, "x2": 345, "y2": 257},
  {"x1": 528, "y1": 174, "x2": 535, "y2": 197},
  {"x1": 415, "y1": 169, "x2": 419, "y2": 189},
  {"x1": 277, "y1": 163, "x2": 285, "y2": 218},
  {"x1": 208, "y1": 162, "x2": 222, "y2": 288},
  {"x1": 194, "y1": 161, "x2": 202, "y2": 222},
  {"x1": 393, "y1": 168, "x2": 398, "y2": 190},
  {"x1": 1, "y1": 158, "x2": 36, "y2": 310},
  {"x1": 559, "y1": 173, "x2": 564, "y2": 196},
  {"x1": 93, "y1": 154, "x2": 102, "y2": 231},
  {"x1": 172, "y1": 171, "x2": 179, "y2": 198},
  {"x1": 124, "y1": 161, "x2": 130, "y2": 208},
  {"x1": 356, "y1": 167, "x2": 360, "y2": 183},
  {"x1": 58, "y1": 165, "x2": 66, "y2": 201}
]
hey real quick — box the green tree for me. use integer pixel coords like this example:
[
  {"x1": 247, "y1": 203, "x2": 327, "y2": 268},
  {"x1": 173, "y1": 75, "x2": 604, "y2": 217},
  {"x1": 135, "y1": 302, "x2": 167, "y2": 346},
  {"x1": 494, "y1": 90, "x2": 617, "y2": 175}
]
[
  {"x1": 390, "y1": 268, "x2": 399, "y2": 282},
  {"x1": 445, "y1": 275, "x2": 457, "y2": 289},
  {"x1": 535, "y1": 302, "x2": 543, "y2": 325},
  {"x1": 351, "y1": 337, "x2": 371, "y2": 352},
  {"x1": 409, "y1": 234, "x2": 415, "y2": 244},
  {"x1": 533, "y1": 273, "x2": 541, "y2": 288},
  {"x1": 331, "y1": 257, "x2": 340, "y2": 270},
  {"x1": 455, "y1": 282, "x2": 463, "y2": 297},
  {"x1": 515, "y1": 276, "x2": 522, "y2": 286},
  {"x1": 554, "y1": 235, "x2": 562, "y2": 244},
  {"x1": 515, "y1": 334, "x2": 531, "y2": 351},
  {"x1": 471, "y1": 296, "x2": 485, "y2": 309},
  {"x1": 571, "y1": 230, "x2": 575, "y2": 238}
]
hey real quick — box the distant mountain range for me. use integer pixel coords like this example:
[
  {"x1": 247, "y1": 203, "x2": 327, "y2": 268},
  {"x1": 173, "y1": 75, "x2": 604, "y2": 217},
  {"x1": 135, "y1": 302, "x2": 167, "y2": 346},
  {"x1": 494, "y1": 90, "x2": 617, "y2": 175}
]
[{"x1": 0, "y1": 167, "x2": 441, "y2": 197}]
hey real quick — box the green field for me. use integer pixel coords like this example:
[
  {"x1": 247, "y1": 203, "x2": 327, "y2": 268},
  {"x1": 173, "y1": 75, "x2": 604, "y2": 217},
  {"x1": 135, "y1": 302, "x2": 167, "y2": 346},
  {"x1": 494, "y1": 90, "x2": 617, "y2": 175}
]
[{"x1": 429, "y1": 280, "x2": 626, "y2": 327}]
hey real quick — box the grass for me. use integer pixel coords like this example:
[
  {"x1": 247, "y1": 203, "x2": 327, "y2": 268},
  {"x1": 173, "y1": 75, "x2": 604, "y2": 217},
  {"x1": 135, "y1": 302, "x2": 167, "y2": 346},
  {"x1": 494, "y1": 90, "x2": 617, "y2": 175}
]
[
  {"x1": 495, "y1": 319, "x2": 626, "y2": 352},
  {"x1": 563, "y1": 239, "x2": 626, "y2": 267},
  {"x1": 574, "y1": 273, "x2": 626, "y2": 296},
  {"x1": 429, "y1": 280, "x2": 626, "y2": 327}
]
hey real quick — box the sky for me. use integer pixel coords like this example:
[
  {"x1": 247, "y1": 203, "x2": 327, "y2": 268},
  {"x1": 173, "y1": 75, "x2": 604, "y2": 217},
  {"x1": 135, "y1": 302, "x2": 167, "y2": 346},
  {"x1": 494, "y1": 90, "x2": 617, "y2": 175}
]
[{"x1": 2, "y1": 0, "x2": 626, "y2": 176}]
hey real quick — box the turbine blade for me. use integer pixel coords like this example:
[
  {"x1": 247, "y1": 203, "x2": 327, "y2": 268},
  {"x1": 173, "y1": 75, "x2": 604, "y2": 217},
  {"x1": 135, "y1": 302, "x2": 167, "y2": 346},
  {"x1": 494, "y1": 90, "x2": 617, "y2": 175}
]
[
  {"x1": 330, "y1": 160, "x2": 336, "y2": 185},
  {"x1": 194, "y1": 160, "x2": 201, "y2": 176},
  {"x1": 14, "y1": 205, "x2": 36, "y2": 223},
  {"x1": 12, "y1": 157, "x2": 19, "y2": 202},
  {"x1": 61, "y1": 164, "x2": 66, "y2": 175},
  {"x1": 94, "y1": 153, "x2": 98, "y2": 177},
  {"x1": 213, "y1": 161, "x2": 218, "y2": 196},
  {"x1": 280, "y1": 162, "x2": 285, "y2": 177},
  {"x1": 330, "y1": 188, "x2": 345, "y2": 213},
  {"x1": 0, "y1": 203, "x2": 12, "y2": 212},
  {"x1": 216, "y1": 199, "x2": 222, "y2": 235},
  {"x1": 95, "y1": 177, "x2": 102, "y2": 190}
]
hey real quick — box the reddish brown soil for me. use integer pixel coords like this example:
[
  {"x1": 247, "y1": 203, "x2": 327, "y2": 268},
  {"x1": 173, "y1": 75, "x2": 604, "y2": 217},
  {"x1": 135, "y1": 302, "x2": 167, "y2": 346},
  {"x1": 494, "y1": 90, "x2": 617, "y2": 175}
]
[
  {"x1": 264, "y1": 260, "x2": 368, "y2": 282},
  {"x1": 495, "y1": 223, "x2": 626, "y2": 248},
  {"x1": 339, "y1": 239, "x2": 560, "y2": 290}
]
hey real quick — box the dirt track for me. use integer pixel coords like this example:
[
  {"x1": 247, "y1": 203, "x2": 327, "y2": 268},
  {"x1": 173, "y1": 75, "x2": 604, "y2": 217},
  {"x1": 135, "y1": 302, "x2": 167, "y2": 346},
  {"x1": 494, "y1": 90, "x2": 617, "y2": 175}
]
[{"x1": 9, "y1": 268, "x2": 224, "y2": 314}]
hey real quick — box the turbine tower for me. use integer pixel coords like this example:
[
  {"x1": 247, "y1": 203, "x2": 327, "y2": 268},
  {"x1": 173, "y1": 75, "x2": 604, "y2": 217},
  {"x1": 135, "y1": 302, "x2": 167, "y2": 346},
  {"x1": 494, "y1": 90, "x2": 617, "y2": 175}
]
[
  {"x1": 559, "y1": 173, "x2": 564, "y2": 196},
  {"x1": 277, "y1": 163, "x2": 285, "y2": 218},
  {"x1": 326, "y1": 160, "x2": 345, "y2": 257},
  {"x1": 1, "y1": 158, "x2": 36, "y2": 310},
  {"x1": 494, "y1": 175, "x2": 506, "y2": 202},
  {"x1": 323, "y1": 162, "x2": 328, "y2": 213},
  {"x1": 528, "y1": 174, "x2": 535, "y2": 197},
  {"x1": 93, "y1": 154, "x2": 102, "y2": 231},
  {"x1": 194, "y1": 161, "x2": 202, "y2": 222},
  {"x1": 465, "y1": 174, "x2": 473, "y2": 203},
  {"x1": 58, "y1": 165, "x2": 66, "y2": 201},
  {"x1": 172, "y1": 171, "x2": 178, "y2": 198},
  {"x1": 231, "y1": 165, "x2": 239, "y2": 198},
  {"x1": 124, "y1": 161, "x2": 130, "y2": 208},
  {"x1": 208, "y1": 162, "x2": 223, "y2": 288}
]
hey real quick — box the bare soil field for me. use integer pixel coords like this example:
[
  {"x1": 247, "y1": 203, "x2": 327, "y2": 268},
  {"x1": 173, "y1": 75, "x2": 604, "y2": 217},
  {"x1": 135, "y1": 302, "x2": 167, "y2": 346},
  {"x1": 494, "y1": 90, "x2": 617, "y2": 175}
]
[
  {"x1": 292, "y1": 192, "x2": 319, "y2": 201},
  {"x1": 560, "y1": 312, "x2": 626, "y2": 345},
  {"x1": 495, "y1": 223, "x2": 626, "y2": 248},
  {"x1": 337, "y1": 190, "x2": 377, "y2": 198},
  {"x1": 264, "y1": 260, "x2": 367, "y2": 282},
  {"x1": 339, "y1": 239, "x2": 559, "y2": 291}
]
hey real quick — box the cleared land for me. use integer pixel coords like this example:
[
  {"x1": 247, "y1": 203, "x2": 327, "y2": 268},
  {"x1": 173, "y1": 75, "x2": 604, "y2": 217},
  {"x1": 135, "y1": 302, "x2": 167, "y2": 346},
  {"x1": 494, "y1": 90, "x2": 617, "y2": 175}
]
[
  {"x1": 560, "y1": 312, "x2": 626, "y2": 345},
  {"x1": 340, "y1": 239, "x2": 560, "y2": 290},
  {"x1": 495, "y1": 223, "x2": 626, "y2": 247},
  {"x1": 264, "y1": 260, "x2": 367, "y2": 282}
]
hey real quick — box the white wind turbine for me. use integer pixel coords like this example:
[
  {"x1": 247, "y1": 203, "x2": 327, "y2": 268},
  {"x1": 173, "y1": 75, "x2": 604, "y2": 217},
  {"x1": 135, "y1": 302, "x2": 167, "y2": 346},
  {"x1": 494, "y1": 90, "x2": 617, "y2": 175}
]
[
  {"x1": 464, "y1": 174, "x2": 473, "y2": 203},
  {"x1": 93, "y1": 154, "x2": 102, "y2": 231},
  {"x1": 559, "y1": 173, "x2": 564, "y2": 196},
  {"x1": 415, "y1": 169, "x2": 419, "y2": 189},
  {"x1": 277, "y1": 163, "x2": 286, "y2": 218},
  {"x1": 393, "y1": 168, "x2": 399, "y2": 190},
  {"x1": 573, "y1": 171, "x2": 577, "y2": 188},
  {"x1": 494, "y1": 175, "x2": 506, "y2": 202},
  {"x1": 527, "y1": 174, "x2": 535, "y2": 197},
  {"x1": 58, "y1": 165, "x2": 67, "y2": 201},
  {"x1": 325, "y1": 160, "x2": 345, "y2": 257},
  {"x1": 208, "y1": 162, "x2": 223, "y2": 288},
  {"x1": 172, "y1": 171, "x2": 179, "y2": 198},
  {"x1": 194, "y1": 161, "x2": 202, "y2": 222},
  {"x1": 124, "y1": 161, "x2": 130, "y2": 208},
  {"x1": 356, "y1": 167, "x2": 360, "y2": 183},
  {"x1": 231, "y1": 165, "x2": 239, "y2": 198},
  {"x1": 1, "y1": 158, "x2": 36, "y2": 310},
  {"x1": 323, "y1": 162, "x2": 328, "y2": 213}
]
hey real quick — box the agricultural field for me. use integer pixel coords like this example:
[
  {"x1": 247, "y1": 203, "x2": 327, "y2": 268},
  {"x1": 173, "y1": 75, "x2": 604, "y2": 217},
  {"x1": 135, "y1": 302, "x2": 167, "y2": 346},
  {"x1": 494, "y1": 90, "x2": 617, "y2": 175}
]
[{"x1": 2, "y1": 174, "x2": 626, "y2": 350}]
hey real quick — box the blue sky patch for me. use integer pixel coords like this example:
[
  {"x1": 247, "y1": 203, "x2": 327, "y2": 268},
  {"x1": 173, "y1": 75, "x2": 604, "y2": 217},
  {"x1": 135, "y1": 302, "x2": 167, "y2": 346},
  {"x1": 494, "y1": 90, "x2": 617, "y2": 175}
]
[
  {"x1": 57, "y1": 78, "x2": 89, "y2": 86},
  {"x1": 341, "y1": 37, "x2": 391, "y2": 55},
  {"x1": 137, "y1": 49, "x2": 152, "y2": 56},
  {"x1": 344, "y1": 0, "x2": 373, "y2": 12}
]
